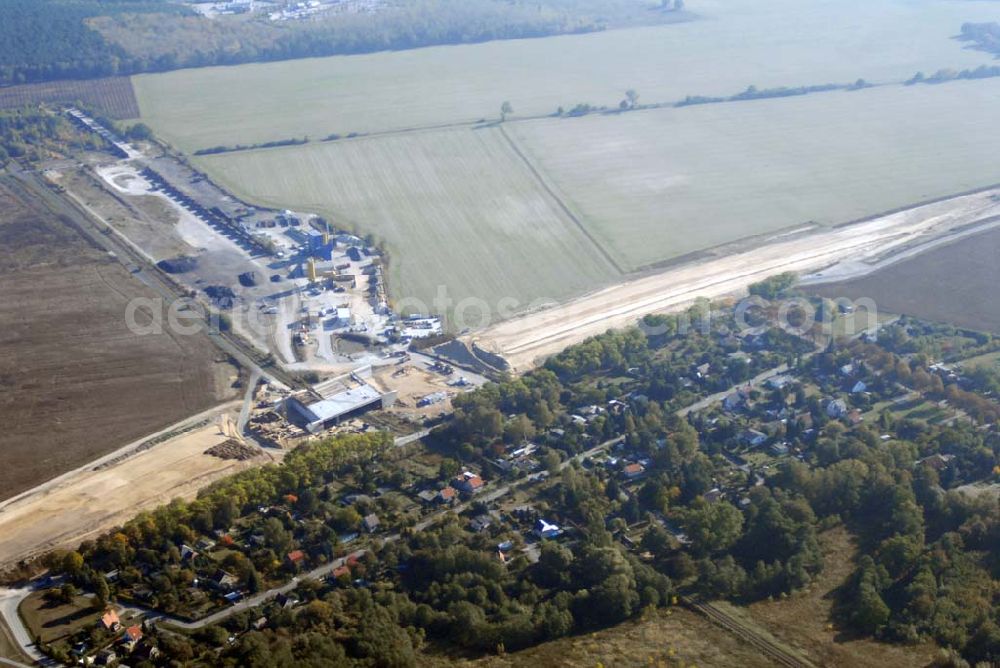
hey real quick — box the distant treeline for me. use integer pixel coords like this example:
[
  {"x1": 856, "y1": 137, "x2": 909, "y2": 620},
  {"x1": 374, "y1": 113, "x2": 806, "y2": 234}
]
[
  {"x1": 551, "y1": 79, "x2": 871, "y2": 121},
  {"x1": 959, "y1": 22, "x2": 1000, "y2": 56},
  {"x1": 676, "y1": 81, "x2": 863, "y2": 108},
  {"x1": 194, "y1": 137, "x2": 309, "y2": 156},
  {"x1": 0, "y1": 0, "x2": 190, "y2": 85},
  {"x1": 192, "y1": 131, "x2": 375, "y2": 155},
  {"x1": 0, "y1": 0, "x2": 688, "y2": 87},
  {"x1": 905, "y1": 65, "x2": 1000, "y2": 86}
]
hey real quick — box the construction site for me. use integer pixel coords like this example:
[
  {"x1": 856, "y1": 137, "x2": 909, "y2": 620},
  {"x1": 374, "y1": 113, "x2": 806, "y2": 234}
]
[
  {"x1": 0, "y1": 107, "x2": 491, "y2": 574},
  {"x1": 58, "y1": 108, "x2": 451, "y2": 379}
]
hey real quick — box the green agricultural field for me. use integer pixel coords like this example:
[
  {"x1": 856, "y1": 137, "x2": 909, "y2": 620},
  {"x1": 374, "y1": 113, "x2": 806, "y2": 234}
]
[
  {"x1": 506, "y1": 78, "x2": 1000, "y2": 271},
  {"x1": 200, "y1": 78, "x2": 1000, "y2": 312},
  {"x1": 200, "y1": 127, "x2": 621, "y2": 315},
  {"x1": 138, "y1": 0, "x2": 1000, "y2": 320},
  {"x1": 133, "y1": 0, "x2": 1000, "y2": 154}
]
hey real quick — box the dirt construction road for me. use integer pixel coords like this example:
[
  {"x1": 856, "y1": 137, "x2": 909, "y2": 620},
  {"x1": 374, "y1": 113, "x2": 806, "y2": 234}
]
[
  {"x1": 0, "y1": 402, "x2": 259, "y2": 571},
  {"x1": 469, "y1": 188, "x2": 1000, "y2": 372}
]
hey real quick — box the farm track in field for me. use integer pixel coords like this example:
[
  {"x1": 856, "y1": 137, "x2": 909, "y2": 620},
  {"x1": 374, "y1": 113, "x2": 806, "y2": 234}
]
[
  {"x1": 199, "y1": 127, "x2": 623, "y2": 311},
  {"x1": 497, "y1": 124, "x2": 625, "y2": 274}
]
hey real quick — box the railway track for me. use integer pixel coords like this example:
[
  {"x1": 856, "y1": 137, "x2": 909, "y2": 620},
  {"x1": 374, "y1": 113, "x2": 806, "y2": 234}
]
[{"x1": 683, "y1": 598, "x2": 814, "y2": 668}]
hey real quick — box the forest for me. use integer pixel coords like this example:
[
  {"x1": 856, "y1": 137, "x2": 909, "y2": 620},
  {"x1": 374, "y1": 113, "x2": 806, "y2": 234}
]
[
  {"x1": 0, "y1": 107, "x2": 105, "y2": 162},
  {"x1": 960, "y1": 22, "x2": 1000, "y2": 57},
  {"x1": 0, "y1": 0, "x2": 688, "y2": 86},
  {"x1": 0, "y1": 0, "x2": 189, "y2": 85}
]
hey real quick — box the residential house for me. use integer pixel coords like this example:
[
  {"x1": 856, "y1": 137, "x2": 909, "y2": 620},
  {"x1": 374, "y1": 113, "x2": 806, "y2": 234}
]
[
  {"x1": 534, "y1": 519, "x2": 563, "y2": 539},
  {"x1": 509, "y1": 443, "x2": 538, "y2": 459},
  {"x1": 95, "y1": 648, "x2": 117, "y2": 666},
  {"x1": 769, "y1": 442, "x2": 790, "y2": 456},
  {"x1": 286, "y1": 550, "x2": 306, "y2": 568},
  {"x1": 100, "y1": 609, "x2": 121, "y2": 632},
  {"x1": 766, "y1": 375, "x2": 794, "y2": 390},
  {"x1": 826, "y1": 398, "x2": 848, "y2": 418},
  {"x1": 453, "y1": 472, "x2": 484, "y2": 495},
  {"x1": 436, "y1": 487, "x2": 458, "y2": 504},
  {"x1": 210, "y1": 570, "x2": 239, "y2": 592},
  {"x1": 362, "y1": 514, "x2": 380, "y2": 533},
  {"x1": 607, "y1": 399, "x2": 627, "y2": 415},
  {"x1": 122, "y1": 624, "x2": 143, "y2": 650},
  {"x1": 916, "y1": 453, "x2": 955, "y2": 471},
  {"x1": 195, "y1": 537, "x2": 216, "y2": 551},
  {"x1": 702, "y1": 488, "x2": 724, "y2": 503},
  {"x1": 740, "y1": 429, "x2": 768, "y2": 448},
  {"x1": 577, "y1": 405, "x2": 605, "y2": 420},
  {"x1": 469, "y1": 515, "x2": 492, "y2": 533},
  {"x1": 275, "y1": 592, "x2": 299, "y2": 609},
  {"x1": 723, "y1": 390, "x2": 749, "y2": 412},
  {"x1": 621, "y1": 462, "x2": 646, "y2": 480}
]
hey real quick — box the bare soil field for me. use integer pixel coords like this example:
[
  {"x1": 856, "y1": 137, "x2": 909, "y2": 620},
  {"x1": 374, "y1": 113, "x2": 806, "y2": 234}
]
[
  {"x1": 469, "y1": 187, "x2": 1000, "y2": 371},
  {"x1": 0, "y1": 176, "x2": 236, "y2": 501},
  {"x1": 0, "y1": 77, "x2": 139, "y2": 119},
  {"x1": 0, "y1": 410, "x2": 254, "y2": 570},
  {"x1": 812, "y1": 225, "x2": 1000, "y2": 335},
  {"x1": 369, "y1": 364, "x2": 455, "y2": 417}
]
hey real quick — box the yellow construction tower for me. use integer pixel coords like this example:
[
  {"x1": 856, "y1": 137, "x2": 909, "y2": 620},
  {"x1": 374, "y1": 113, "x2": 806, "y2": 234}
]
[{"x1": 307, "y1": 257, "x2": 318, "y2": 283}]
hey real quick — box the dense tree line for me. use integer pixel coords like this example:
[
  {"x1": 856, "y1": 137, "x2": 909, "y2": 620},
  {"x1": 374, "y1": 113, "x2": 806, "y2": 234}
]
[
  {"x1": 0, "y1": 0, "x2": 685, "y2": 86},
  {"x1": 959, "y1": 22, "x2": 1000, "y2": 56},
  {"x1": 0, "y1": 0, "x2": 189, "y2": 85},
  {"x1": 0, "y1": 107, "x2": 104, "y2": 162},
  {"x1": 906, "y1": 65, "x2": 1000, "y2": 86}
]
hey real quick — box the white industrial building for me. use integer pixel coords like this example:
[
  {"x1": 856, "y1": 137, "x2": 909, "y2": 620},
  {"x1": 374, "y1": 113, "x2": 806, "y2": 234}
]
[{"x1": 286, "y1": 383, "x2": 396, "y2": 433}]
